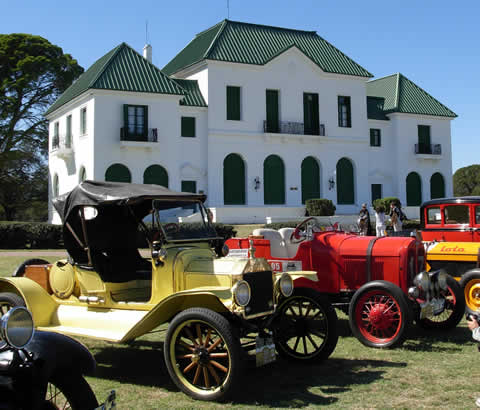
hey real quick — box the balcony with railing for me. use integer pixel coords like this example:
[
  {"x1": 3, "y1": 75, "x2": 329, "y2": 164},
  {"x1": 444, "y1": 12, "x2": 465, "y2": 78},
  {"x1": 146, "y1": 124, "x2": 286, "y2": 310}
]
[
  {"x1": 263, "y1": 120, "x2": 325, "y2": 137},
  {"x1": 415, "y1": 143, "x2": 442, "y2": 156},
  {"x1": 51, "y1": 134, "x2": 73, "y2": 158},
  {"x1": 120, "y1": 127, "x2": 158, "y2": 143}
]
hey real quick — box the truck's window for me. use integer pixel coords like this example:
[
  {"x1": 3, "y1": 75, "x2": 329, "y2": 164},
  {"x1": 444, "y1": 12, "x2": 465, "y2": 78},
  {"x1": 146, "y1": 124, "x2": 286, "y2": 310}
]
[
  {"x1": 475, "y1": 206, "x2": 480, "y2": 225},
  {"x1": 444, "y1": 205, "x2": 469, "y2": 225},
  {"x1": 427, "y1": 207, "x2": 441, "y2": 224}
]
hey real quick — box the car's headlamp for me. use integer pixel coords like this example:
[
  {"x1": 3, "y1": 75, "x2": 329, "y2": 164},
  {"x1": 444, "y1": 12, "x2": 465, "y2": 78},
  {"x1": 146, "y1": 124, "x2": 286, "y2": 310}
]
[
  {"x1": 436, "y1": 270, "x2": 448, "y2": 291},
  {"x1": 414, "y1": 271, "x2": 430, "y2": 290},
  {"x1": 0, "y1": 307, "x2": 34, "y2": 349},
  {"x1": 233, "y1": 280, "x2": 251, "y2": 307},
  {"x1": 279, "y1": 273, "x2": 294, "y2": 297}
]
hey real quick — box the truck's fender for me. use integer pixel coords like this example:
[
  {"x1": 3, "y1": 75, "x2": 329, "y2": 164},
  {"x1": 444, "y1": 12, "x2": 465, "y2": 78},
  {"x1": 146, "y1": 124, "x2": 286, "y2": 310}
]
[
  {"x1": 121, "y1": 288, "x2": 231, "y2": 342},
  {"x1": 0, "y1": 278, "x2": 57, "y2": 327},
  {"x1": 277, "y1": 270, "x2": 319, "y2": 290}
]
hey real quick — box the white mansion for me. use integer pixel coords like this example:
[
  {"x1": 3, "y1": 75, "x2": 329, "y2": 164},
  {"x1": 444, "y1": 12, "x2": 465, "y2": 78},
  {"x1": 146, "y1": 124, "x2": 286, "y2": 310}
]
[{"x1": 46, "y1": 20, "x2": 456, "y2": 223}]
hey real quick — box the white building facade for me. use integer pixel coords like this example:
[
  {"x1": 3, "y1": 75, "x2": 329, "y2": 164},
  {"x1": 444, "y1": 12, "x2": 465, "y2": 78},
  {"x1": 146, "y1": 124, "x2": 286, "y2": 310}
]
[{"x1": 46, "y1": 20, "x2": 456, "y2": 224}]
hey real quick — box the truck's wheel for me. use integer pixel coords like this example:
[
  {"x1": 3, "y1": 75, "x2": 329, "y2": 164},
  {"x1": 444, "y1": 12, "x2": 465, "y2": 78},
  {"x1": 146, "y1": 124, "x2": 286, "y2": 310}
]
[
  {"x1": 349, "y1": 281, "x2": 412, "y2": 348},
  {"x1": 164, "y1": 308, "x2": 241, "y2": 402},
  {"x1": 12, "y1": 258, "x2": 49, "y2": 277},
  {"x1": 460, "y1": 269, "x2": 480, "y2": 315},
  {"x1": 272, "y1": 288, "x2": 338, "y2": 362},
  {"x1": 416, "y1": 275, "x2": 465, "y2": 329},
  {"x1": 0, "y1": 292, "x2": 26, "y2": 317}
]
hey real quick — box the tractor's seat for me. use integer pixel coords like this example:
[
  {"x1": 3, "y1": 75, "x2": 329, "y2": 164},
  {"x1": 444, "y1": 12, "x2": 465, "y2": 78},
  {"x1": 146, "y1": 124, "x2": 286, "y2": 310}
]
[
  {"x1": 278, "y1": 228, "x2": 301, "y2": 258},
  {"x1": 252, "y1": 228, "x2": 288, "y2": 258}
]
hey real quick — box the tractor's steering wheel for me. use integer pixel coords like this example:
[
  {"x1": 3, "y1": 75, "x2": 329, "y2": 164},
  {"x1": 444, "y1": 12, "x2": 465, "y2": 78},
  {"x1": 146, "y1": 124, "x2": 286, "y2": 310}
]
[{"x1": 290, "y1": 217, "x2": 317, "y2": 244}]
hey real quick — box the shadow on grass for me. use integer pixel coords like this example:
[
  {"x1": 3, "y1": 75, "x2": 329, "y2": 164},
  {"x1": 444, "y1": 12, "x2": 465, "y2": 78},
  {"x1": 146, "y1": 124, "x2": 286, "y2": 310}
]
[{"x1": 92, "y1": 340, "x2": 406, "y2": 407}]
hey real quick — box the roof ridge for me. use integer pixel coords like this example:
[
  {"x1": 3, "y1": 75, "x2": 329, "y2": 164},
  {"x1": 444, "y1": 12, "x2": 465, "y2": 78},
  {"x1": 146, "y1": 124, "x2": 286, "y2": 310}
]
[
  {"x1": 394, "y1": 73, "x2": 401, "y2": 110},
  {"x1": 89, "y1": 43, "x2": 125, "y2": 89},
  {"x1": 225, "y1": 19, "x2": 318, "y2": 35},
  {"x1": 204, "y1": 19, "x2": 228, "y2": 60},
  {"x1": 194, "y1": 20, "x2": 226, "y2": 37}
]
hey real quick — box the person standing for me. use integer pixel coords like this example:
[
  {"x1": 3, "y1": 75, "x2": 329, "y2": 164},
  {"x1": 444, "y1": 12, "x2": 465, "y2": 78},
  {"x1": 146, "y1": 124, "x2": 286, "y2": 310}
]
[
  {"x1": 375, "y1": 205, "x2": 386, "y2": 237},
  {"x1": 389, "y1": 201, "x2": 403, "y2": 232},
  {"x1": 358, "y1": 203, "x2": 372, "y2": 236}
]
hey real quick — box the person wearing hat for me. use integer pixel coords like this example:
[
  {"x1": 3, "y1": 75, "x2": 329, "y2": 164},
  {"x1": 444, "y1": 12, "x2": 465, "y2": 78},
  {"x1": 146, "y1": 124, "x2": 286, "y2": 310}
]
[{"x1": 358, "y1": 203, "x2": 372, "y2": 236}]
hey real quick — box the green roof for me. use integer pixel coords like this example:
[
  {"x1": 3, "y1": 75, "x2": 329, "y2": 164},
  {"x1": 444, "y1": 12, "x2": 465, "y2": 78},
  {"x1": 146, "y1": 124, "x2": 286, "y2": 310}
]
[
  {"x1": 366, "y1": 73, "x2": 457, "y2": 118},
  {"x1": 174, "y1": 79, "x2": 207, "y2": 107},
  {"x1": 45, "y1": 43, "x2": 185, "y2": 116},
  {"x1": 163, "y1": 20, "x2": 373, "y2": 78}
]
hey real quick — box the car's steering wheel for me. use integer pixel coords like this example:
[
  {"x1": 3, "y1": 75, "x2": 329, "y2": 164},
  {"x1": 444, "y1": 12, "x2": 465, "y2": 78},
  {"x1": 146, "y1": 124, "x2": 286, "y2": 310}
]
[{"x1": 290, "y1": 217, "x2": 317, "y2": 244}]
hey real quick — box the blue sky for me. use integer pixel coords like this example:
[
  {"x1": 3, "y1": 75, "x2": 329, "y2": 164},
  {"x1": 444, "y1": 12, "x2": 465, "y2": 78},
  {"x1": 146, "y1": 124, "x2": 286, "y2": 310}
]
[{"x1": 4, "y1": 1, "x2": 478, "y2": 172}]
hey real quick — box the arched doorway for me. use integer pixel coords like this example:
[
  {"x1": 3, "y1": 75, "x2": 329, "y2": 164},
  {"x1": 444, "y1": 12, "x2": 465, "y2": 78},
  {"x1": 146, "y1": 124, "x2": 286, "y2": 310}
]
[
  {"x1": 223, "y1": 153, "x2": 246, "y2": 205},
  {"x1": 105, "y1": 163, "x2": 131, "y2": 183},
  {"x1": 144, "y1": 164, "x2": 168, "y2": 187},
  {"x1": 301, "y1": 156, "x2": 320, "y2": 204},
  {"x1": 264, "y1": 155, "x2": 285, "y2": 205},
  {"x1": 430, "y1": 172, "x2": 445, "y2": 199},
  {"x1": 406, "y1": 172, "x2": 422, "y2": 206},
  {"x1": 336, "y1": 158, "x2": 354, "y2": 204}
]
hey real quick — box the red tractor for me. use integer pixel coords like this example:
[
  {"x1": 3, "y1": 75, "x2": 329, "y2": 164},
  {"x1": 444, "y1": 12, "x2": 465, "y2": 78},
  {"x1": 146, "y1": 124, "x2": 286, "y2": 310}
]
[{"x1": 226, "y1": 217, "x2": 465, "y2": 348}]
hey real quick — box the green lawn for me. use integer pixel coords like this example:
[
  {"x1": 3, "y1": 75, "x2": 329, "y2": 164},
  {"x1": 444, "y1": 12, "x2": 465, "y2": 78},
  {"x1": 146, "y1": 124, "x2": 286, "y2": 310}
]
[{"x1": 1, "y1": 254, "x2": 479, "y2": 408}]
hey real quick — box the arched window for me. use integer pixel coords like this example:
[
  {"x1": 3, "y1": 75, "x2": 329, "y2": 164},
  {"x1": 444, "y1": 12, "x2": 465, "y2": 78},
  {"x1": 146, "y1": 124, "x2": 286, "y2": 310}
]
[
  {"x1": 264, "y1": 155, "x2": 285, "y2": 205},
  {"x1": 223, "y1": 154, "x2": 245, "y2": 205},
  {"x1": 430, "y1": 172, "x2": 445, "y2": 199},
  {"x1": 53, "y1": 174, "x2": 59, "y2": 197},
  {"x1": 301, "y1": 156, "x2": 320, "y2": 204},
  {"x1": 336, "y1": 158, "x2": 354, "y2": 204},
  {"x1": 406, "y1": 172, "x2": 422, "y2": 206},
  {"x1": 79, "y1": 167, "x2": 87, "y2": 183},
  {"x1": 144, "y1": 165, "x2": 168, "y2": 187},
  {"x1": 105, "y1": 163, "x2": 131, "y2": 183}
]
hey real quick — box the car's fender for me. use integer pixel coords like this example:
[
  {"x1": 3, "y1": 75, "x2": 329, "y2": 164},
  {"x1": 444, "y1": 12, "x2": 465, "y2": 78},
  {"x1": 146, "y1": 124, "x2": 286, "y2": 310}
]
[
  {"x1": 121, "y1": 288, "x2": 230, "y2": 342},
  {"x1": 0, "y1": 278, "x2": 57, "y2": 326},
  {"x1": 277, "y1": 270, "x2": 319, "y2": 290}
]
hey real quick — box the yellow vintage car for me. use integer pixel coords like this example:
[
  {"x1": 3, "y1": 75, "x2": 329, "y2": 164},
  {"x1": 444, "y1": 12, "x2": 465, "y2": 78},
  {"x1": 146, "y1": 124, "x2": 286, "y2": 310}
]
[
  {"x1": 425, "y1": 241, "x2": 480, "y2": 314},
  {"x1": 0, "y1": 181, "x2": 338, "y2": 401}
]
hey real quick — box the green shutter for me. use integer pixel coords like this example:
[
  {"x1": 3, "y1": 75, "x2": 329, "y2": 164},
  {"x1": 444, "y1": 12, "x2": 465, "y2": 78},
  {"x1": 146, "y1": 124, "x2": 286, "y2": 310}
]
[
  {"x1": 264, "y1": 155, "x2": 285, "y2": 205},
  {"x1": 181, "y1": 117, "x2": 196, "y2": 137},
  {"x1": 105, "y1": 163, "x2": 131, "y2": 182},
  {"x1": 370, "y1": 129, "x2": 375, "y2": 146},
  {"x1": 266, "y1": 90, "x2": 279, "y2": 133},
  {"x1": 144, "y1": 165, "x2": 168, "y2": 187},
  {"x1": 418, "y1": 125, "x2": 431, "y2": 153},
  {"x1": 123, "y1": 104, "x2": 128, "y2": 138},
  {"x1": 227, "y1": 86, "x2": 240, "y2": 120},
  {"x1": 301, "y1": 157, "x2": 320, "y2": 204},
  {"x1": 430, "y1": 173, "x2": 445, "y2": 199},
  {"x1": 371, "y1": 184, "x2": 382, "y2": 202},
  {"x1": 143, "y1": 105, "x2": 148, "y2": 137},
  {"x1": 223, "y1": 154, "x2": 246, "y2": 205},
  {"x1": 406, "y1": 172, "x2": 422, "y2": 206},
  {"x1": 336, "y1": 158, "x2": 354, "y2": 204},
  {"x1": 304, "y1": 93, "x2": 319, "y2": 135}
]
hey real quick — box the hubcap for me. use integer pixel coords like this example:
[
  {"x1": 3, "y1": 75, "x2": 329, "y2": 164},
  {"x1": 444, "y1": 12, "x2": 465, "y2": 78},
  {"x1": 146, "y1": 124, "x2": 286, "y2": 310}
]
[{"x1": 466, "y1": 281, "x2": 480, "y2": 311}]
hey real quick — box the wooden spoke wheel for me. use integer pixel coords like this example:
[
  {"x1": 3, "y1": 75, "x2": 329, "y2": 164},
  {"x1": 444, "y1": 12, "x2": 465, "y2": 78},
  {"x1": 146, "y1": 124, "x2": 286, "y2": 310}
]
[
  {"x1": 273, "y1": 288, "x2": 338, "y2": 361},
  {"x1": 349, "y1": 281, "x2": 412, "y2": 348},
  {"x1": 164, "y1": 308, "x2": 241, "y2": 402},
  {"x1": 44, "y1": 375, "x2": 98, "y2": 410}
]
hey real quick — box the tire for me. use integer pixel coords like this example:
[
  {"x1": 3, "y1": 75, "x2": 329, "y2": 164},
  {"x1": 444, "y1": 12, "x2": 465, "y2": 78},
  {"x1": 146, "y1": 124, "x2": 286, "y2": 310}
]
[
  {"x1": 272, "y1": 288, "x2": 338, "y2": 362},
  {"x1": 417, "y1": 275, "x2": 465, "y2": 329},
  {"x1": 460, "y1": 269, "x2": 480, "y2": 315},
  {"x1": 44, "y1": 374, "x2": 98, "y2": 410},
  {"x1": 12, "y1": 258, "x2": 49, "y2": 277},
  {"x1": 0, "y1": 292, "x2": 26, "y2": 317},
  {"x1": 349, "y1": 281, "x2": 412, "y2": 348},
  {"x1": 164, "y1": 308, "x2": 241, "y2": 402}
]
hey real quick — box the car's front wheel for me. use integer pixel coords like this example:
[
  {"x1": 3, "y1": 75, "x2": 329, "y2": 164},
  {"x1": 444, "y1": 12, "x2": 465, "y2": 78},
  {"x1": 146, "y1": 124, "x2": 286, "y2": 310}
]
[
  {"x1": 272, "y1": 288, "x2": 338, "y2": 362},
  {"x1": 164, "y1": 308, "x2": 241, "y2": 402},
  {"x1": 460, "y1": 269, "x2": 480, "y2": 315},
  {"x1": 349, "y1": 281, "x2": 412, "y2": 348}
]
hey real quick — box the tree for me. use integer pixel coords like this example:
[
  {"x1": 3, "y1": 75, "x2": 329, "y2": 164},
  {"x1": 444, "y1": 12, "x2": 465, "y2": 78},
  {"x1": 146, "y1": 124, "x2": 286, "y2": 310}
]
[
  {"x1": 453, "y1": 165, "x2": 480, "y2": 197},
  {"x1": 0, "y1": 34, "x2": 83, "y2": 220}
]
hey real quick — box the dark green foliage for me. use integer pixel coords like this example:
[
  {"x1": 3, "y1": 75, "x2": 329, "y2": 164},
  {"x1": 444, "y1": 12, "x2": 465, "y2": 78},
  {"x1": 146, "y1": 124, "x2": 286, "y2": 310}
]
[
  {"x1": 305, "y1": 199, "x2": 336, "y2": 216},
  {"x1": 267, "y1": 221, "x2": 332, "y2": 231},
  {"x1": 453, "y1": 165, "x2": 480, "y2": 196},
  {"x1": 373, "y1": 197, "x2": 401, "y2": 212},
  {"x1": 0, "y1": 222, "x2": 63, "y2": 249}
]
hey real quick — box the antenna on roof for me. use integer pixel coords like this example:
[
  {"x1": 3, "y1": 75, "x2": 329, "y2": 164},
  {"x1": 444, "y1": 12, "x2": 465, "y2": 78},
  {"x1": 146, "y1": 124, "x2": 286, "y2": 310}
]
[
  {"x1": 145, "y1": 20, "x2": 149, "y2": 44},
  {"x1": 143, "y1": 20, "x2": 152, "y2": 63},
  {"x1": 227, "y1": 0, "x2": 230, "y2": 19}
]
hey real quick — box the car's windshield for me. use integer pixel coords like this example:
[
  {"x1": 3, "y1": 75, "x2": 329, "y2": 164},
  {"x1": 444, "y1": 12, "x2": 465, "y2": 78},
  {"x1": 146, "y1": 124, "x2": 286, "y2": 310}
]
[{"x1": 152, "y1": 200, "x2": 217, "y2": 242}]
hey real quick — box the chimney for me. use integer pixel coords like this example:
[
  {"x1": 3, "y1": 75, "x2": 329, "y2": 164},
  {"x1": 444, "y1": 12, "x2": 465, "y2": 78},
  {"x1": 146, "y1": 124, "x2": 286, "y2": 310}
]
[{"x1": 143, "y1": 44, "x2": 152, "y2": 63}]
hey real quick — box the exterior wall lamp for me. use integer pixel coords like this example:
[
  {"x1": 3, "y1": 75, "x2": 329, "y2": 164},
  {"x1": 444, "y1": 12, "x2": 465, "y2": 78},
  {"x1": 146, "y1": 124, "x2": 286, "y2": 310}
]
[
  {"x1": 328, "y1": 176, "x2": 335, "y2": 190},
  {"x1": 254, "y1": 177, "x2": 261, "y2": 191}
]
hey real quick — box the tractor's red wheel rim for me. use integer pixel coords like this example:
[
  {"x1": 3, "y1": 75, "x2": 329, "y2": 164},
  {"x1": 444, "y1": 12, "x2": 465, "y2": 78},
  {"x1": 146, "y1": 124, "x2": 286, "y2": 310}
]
[{"x1": 354, "y1": 289, "x2": 403, "y2": 343}]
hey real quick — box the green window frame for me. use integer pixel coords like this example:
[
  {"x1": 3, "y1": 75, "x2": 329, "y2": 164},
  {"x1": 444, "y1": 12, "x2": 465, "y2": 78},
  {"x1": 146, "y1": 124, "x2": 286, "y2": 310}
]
[
  {"x1": 371, "y1": 184, "x2": 382, "y2": 203},
  {"x1": 406, "y1": 172, "x2": 422, "y2": 206},
  {"x1": 226, "y1": 86, "x2": 241, "y2": 121},
  {"x1": 144, "y1": 164, "x2": 169, "y2": 187},
  {"x1": 105, "y1": 163, "x2": 132, "y2": 183},
  {"x1": 66, "y1": 115, "x2": 72, "y2": 147},
  {"x1": 223, "y1": 153, "x2": 246, "y2": 205},
  {"x1": 417, "y1": 125, "x2": 431, "y2": 154},
  {"x1": 181, "y1": 117, "x2": 196, "y2": 138},
  {"x1": 370, "y1": 129, "x2": 381, "y2": 147},
  {"x1": 338, "y1": 96, "x2": 351, "y2": 128},
  {"x1": 264, "y1": 155, "x2": 285, "y2": 205},
  {"x1": 123, "y1": 104, "x2": 148, "y2": 138},
  {"x1": 430, "y1": 172, "x2": 445, "y2": 199},
  {"x1": 336, "y1": 157, "x2": 355, "y2": 204},
  {"x1": 80, "y1": 107, "x2": 87, "y2": 135},
  {"x1": 304, "y1": 93, "x2": 320, "y2": 135}
]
